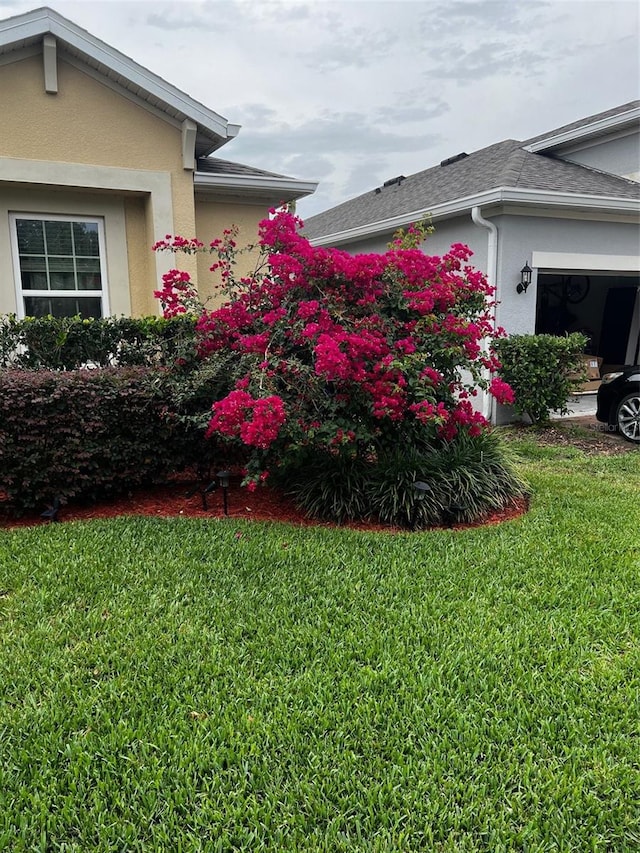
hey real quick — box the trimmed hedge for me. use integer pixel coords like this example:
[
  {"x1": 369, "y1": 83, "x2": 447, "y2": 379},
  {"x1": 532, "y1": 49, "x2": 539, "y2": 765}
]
[
  {"x1": 495, "y1": 333, "x2": 588, "y2": 425},
  {"x1": 0, "y1": 368, "x2": 191, "y2": 514},
  {"x1": 0, "y1": 315, "x2": 196, "y2": 371}
]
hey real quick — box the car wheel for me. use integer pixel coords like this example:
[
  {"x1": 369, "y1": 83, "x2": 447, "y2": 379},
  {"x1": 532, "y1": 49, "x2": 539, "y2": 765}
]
[{"x1": 616, "y1": 393, "x2": 640, "y2": 444}]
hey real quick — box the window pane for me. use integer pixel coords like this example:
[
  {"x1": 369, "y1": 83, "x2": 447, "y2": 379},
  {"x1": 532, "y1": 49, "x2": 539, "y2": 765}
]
[
  {"x1": 24, "y1": 295, "x2": 102, "y2": 319},
  {"x1": 20, "y1": 255, "x2": 48, "y2": 290},
  {"x1": 60, "y1": 297, "x2": 102, "y2": 319},
  {"x1": 49, "y1": 273, "x2": 77, "y2": 291},
  {"x1": 17, "y1": 220, "x2": 45, "y2": 255},
  {"x1": 48, "y1": 256, "x2": 76, "y2": 290},
  {"x1": 16, "y1": 217, "x2": 104, "y2": 316},
  {"x1": 44, "y1": 220, "x2": 73, "y2": 255},
  {"x1": 76, "y1": 257, "x2": 102, "y2": 290},
  {"x1": 48, "y1": 297, "x2": 85, "y2": 318},
  {"x1": 23, "y1": 296, "x2": 53, "y2": 317},
  {"x1": 73, "y1": 222, "x2": 99, "y2": 256}
]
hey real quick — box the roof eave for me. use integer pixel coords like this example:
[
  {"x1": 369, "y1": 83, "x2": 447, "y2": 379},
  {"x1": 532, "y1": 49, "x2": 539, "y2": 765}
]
[
  {"x1": 524, "y1": 106, "x2": 640, "y2": 153},
  {"x1": 308, "y1": 187, "x2": 640, "y2": 246},
  {"x1": 194, "y1": 171, "x2": 318, "y2": 203}
]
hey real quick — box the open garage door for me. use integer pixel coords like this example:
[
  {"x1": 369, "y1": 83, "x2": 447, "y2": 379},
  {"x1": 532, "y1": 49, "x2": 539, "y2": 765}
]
[{"x1": 535, "y1": 273, "x2": 640, "y2": 369}]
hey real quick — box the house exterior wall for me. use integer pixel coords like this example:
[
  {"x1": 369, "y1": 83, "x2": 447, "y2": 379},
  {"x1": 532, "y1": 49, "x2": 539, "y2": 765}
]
[
  {"x1": 494, "y1": 213, "x2": 640, "y2": 336},
  {"x1": 313, "y1": 208, "x2": 640, "y2": 424},
  {"x1": 0, "y1": 55, "x2": 184, "y2": 173},
  {"x1": 558, "y1": 130, "x2": 640, "y2": 182},
  {"x1": 323, "y1": 215, "x2": 490, "y2": 273},
  {"x1": 124, "y1": 196, "x2": 156, "y2": 317},
  {"x1": 0, "y1": 52, "x2": 198, "y2": 316},
  {"x1": 194, "y1": 199, "x2": 266, "y2": 308},
  {"x1": 0, "y1": 186, "x2": 132, "y2": 316},
  {"x1": 325, "y1": 212, "x2": 639, "y2": 340}
]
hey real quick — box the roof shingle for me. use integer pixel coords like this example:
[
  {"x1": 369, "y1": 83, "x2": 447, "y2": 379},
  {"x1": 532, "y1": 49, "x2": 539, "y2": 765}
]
[
  {"x1": 195, "y1": 157, "x2": 296, "y2": 181},
  {"x1": 304, "y1": 105, "x2": 640, "y2": 240}
]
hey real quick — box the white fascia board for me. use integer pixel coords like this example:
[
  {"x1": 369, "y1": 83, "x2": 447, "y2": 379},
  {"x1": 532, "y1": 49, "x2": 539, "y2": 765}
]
[
  {"x1": 308, "y1": 189, "x2": 504, "y2": 246},
  {"x1": 309, "y1": 187, "x2": 640, "y2": 246},
  {"x1": 195, "y1": 171, "x2": 318, "y2": 200},
  {"x1": 499, "y1": 187, "x2": 640, "y2": 212},
  {"x1": 0, "y1": 7, "x2": 233, "y2": 142},
  {"x1": 524, "y1": 106, "x2": 640, "y2": 153}
]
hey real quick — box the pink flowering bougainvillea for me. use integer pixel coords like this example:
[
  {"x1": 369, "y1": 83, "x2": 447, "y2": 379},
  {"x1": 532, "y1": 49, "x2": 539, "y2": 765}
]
[{"x1": 154, "y1": 211, "x2": 512, "y2": 489}]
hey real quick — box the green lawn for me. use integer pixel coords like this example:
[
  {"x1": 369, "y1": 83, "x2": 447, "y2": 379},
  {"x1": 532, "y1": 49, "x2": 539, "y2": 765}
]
[{"x1": 1, "y1": 438, "x2": 639, "y2": 851}]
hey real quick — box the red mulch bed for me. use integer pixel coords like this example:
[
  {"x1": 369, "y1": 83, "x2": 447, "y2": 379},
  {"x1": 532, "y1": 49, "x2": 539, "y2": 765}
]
[{"x1": 0, "y1": 472, "x2": 527, "y2": 533}]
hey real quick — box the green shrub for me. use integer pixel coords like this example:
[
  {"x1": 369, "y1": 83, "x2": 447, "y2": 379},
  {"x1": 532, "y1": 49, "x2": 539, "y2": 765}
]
[
  {"x1": 368, "y1": 431, "x2": 527, "y2": 529},
  {"x1": 278, "y1": 451, "x2": 373, "y2": 525},
  {"x1": 278, "y1": 431, "x2": 527, "y2": 529},
  {"x1": 494, "y1": 333, "x2": 588, "y2": 425},
  {"x1": 0, "y1": 314, "x2": 196, "y2": 370},
  {"x1": 0, "y1": 368, "x2": 189, "y2": 514},
  {"x1": 152, "y1": 350, "x2": 257, "y2": 477}
]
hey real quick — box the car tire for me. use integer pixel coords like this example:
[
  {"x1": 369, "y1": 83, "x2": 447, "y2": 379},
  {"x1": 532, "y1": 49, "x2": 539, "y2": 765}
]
[{"x1": 615, "y1": 393, "x2": 640, "y2": 444}]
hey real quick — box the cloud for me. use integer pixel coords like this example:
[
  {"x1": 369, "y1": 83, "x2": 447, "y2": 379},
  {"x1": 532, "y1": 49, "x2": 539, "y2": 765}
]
[
  {"x1": 283, "y1": 153, "x2": 335, "y2": 180},
  {"x1": 423, "y1": 0, "x2": 552, "y2": 37},
  {"x1": 143, "y1": 2, "x2": 242, "y2": 32},
  {"x1": 426, "y1": 40, "x2": 549, "y2": 81},
  {"x1": 297, "y1": 25, "x2": 399, "y2": 72},
  {"x1": 375, "y1": 99, "x2": 450, "y2": 125},
  {"x1": 228, "y1": 105, "x2": 442, "y2": 161},
  {"x1": 342, "y1": 159, "x2": 389, "y2": 198},
  {"x1": 220, "y1": 102, "x2": 444, "y2": 216}
]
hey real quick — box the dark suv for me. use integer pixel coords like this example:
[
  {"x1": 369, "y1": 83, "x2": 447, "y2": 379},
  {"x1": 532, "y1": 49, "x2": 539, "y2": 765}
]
[{"x1": 596, "y1": 366, "x2": 640, "y2": 444}]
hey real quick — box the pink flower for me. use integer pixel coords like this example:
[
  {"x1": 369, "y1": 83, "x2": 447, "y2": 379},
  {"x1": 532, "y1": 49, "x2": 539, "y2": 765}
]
[
  {"x1": 489, "y1": 377, "x2": 515, "y2": 405},
  {"x1": 208, "y1": 392, "x2": 286, "y2": 450}
]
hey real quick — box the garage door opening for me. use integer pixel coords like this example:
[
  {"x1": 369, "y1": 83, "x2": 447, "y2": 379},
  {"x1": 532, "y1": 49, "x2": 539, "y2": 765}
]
[{"x1": 535, "y1": 273, "x2": 640, "y2": 368}]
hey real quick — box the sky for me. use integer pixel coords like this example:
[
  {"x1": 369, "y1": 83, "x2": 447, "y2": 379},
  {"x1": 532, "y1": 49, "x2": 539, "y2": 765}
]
[{"x1": 1, "y1": 0, "x2": 639, "y2": 220}]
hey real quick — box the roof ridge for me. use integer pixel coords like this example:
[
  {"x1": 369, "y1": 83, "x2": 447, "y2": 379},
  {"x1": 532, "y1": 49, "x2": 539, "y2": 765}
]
[{"x1": 499, "y1": 146, "x2": 529, "y2": 187}]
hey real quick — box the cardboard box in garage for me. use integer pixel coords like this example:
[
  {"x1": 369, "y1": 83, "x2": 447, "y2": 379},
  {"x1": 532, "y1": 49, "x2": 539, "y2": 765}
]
[{"x1": 569, "y1": 355, "x2": 603, "y2": 392}]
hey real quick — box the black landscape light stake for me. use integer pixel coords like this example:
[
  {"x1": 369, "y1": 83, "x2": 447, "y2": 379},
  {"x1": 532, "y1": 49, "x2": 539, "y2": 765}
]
[
  {"x1": 40, "y1": 497, "x2": 61, "y2": 523},
  {"x1": 217, "y1": 470, "x2": 231, "y2": 516},
  {"x1": 202, "y1": 480, "x2": 217, "y2": 511},
  {"x1": 444, "y1": 501, "x2": 466, "y2": 529},
  {"x1": 186, "y1": 480, "x2": 216, "y2": 510},
  {"x1": 411, "y1": 481, "x2": 431, "y2": 530}
]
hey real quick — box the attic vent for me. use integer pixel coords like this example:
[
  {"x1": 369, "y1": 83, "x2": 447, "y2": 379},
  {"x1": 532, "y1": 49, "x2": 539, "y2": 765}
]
[
  {"x1": 383, "y1": 175, "x2": 406, "y2": 188},
  {"x1": 440, "y1": 152, "x2": 468, "y2": 167},
  {"x1": 374, "y1": 187, "x2": 382, "y2": 194}
]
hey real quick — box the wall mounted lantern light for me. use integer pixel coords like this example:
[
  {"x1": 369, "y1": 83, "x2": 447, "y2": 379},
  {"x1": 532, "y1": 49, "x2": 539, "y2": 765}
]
[{"x1": 517, "y1": 262, "x2": 532, "y2": 294}]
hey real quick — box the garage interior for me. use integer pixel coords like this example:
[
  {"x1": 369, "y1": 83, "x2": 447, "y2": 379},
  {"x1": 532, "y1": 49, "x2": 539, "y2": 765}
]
[{"x1": 535, "y1": 273, "x2": 640, "y2": 371}]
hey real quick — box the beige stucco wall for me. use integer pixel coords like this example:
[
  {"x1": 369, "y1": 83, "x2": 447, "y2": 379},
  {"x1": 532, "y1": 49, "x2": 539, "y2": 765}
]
[
  {"x1": 194, "y1": 200, "x2": 268, "y2": 308},
  {"x1": 0, "y1": 51, "x2": 198, "y2": 315},
  {"x1": 0, "y1": 186, "x2": 131, "y2": 316},
  {"x1": 124, "y1": 196, "x2": 157, "y2": 317}
]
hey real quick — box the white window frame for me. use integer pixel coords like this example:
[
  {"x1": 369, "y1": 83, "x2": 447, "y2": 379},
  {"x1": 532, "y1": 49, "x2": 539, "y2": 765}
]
[{"x1": 9, "y1": 212, "x2": 110, "y2": 319}]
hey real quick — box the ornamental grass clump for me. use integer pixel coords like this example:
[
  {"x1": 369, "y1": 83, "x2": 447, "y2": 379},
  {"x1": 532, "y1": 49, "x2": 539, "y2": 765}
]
[
  {"x1": 279, "y1": 429, "x2": 526, "y2": 528},
  {"x1": 154, "y1": 213, "x2": 526, "y2": 528}
]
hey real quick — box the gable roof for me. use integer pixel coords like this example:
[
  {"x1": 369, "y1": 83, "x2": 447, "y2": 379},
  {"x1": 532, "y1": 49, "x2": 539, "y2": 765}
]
[
  {"x1": 0, "y1": 6, "x2": 239, "y2": 156},
  {"x1": 304, "y1": 105, "x2": 640, "y2": 244},
  {"x1": 524, "y1": 100, "x2": 640, "y2": 152}
]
